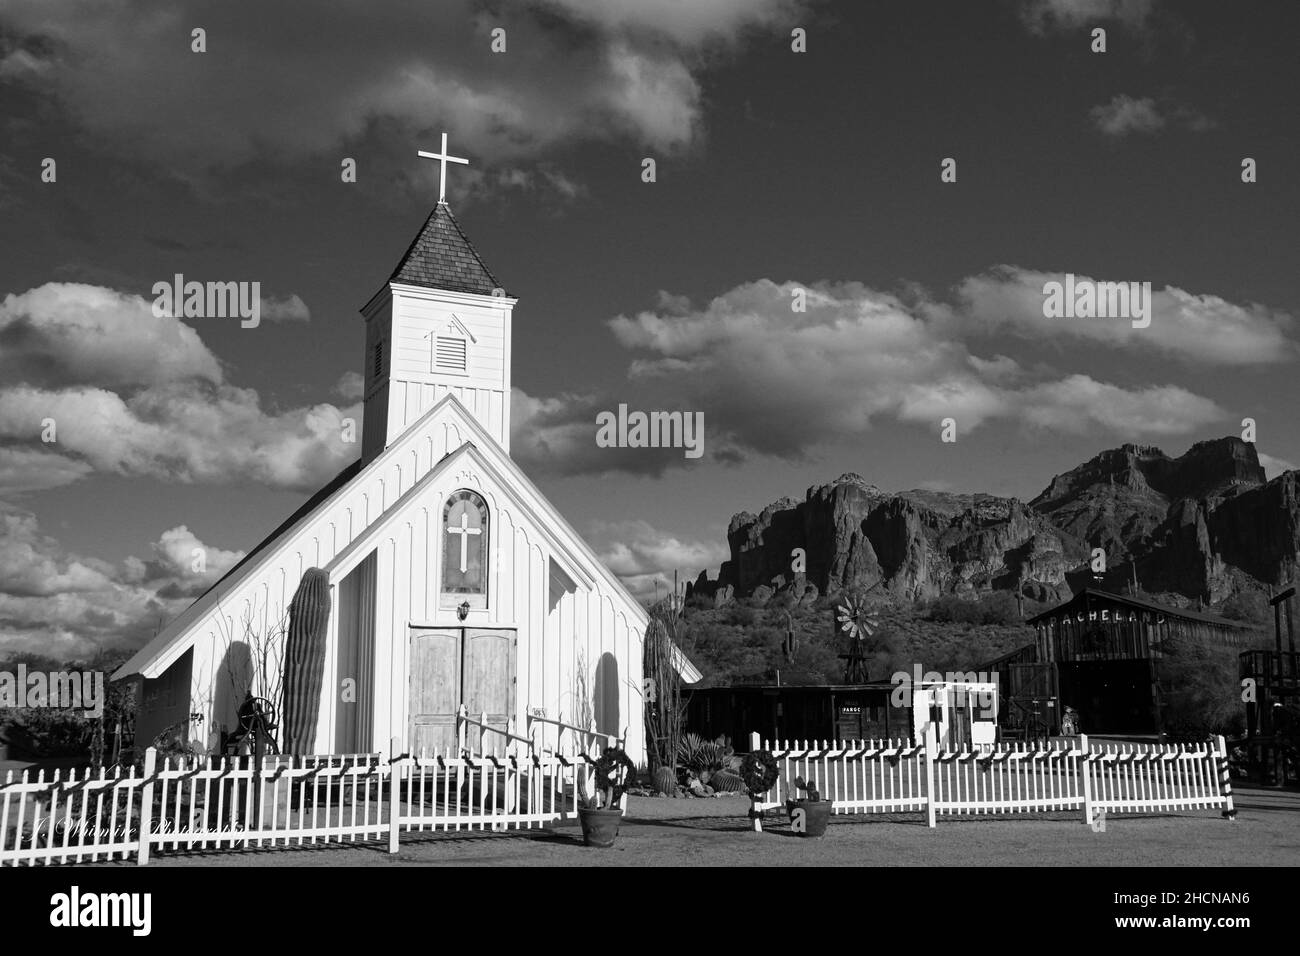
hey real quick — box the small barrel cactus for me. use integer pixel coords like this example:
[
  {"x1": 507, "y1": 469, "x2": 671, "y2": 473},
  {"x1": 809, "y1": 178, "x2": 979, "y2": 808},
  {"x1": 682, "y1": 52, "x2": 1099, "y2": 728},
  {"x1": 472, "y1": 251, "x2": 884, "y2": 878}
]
[
  {"x1": 652, "y1": 766, "x2": 677, "y2": 796},
  {"x1": 710, "y1": 770, "x2": 746, "y2": 793}
]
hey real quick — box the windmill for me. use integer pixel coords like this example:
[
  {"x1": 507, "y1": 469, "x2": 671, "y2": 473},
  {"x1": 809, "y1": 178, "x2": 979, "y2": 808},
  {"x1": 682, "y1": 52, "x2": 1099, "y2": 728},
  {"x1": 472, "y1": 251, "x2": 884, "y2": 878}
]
[{"x1": 835, "y1": 582, "x2": 884, "y2": 684}]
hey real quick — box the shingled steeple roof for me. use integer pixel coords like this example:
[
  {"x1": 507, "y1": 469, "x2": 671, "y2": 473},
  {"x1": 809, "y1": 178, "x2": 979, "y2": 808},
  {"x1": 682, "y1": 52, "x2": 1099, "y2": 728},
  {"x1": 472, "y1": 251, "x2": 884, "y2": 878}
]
[{"x1": 388, "y1": 203, "x2": 505, "y2": 297}]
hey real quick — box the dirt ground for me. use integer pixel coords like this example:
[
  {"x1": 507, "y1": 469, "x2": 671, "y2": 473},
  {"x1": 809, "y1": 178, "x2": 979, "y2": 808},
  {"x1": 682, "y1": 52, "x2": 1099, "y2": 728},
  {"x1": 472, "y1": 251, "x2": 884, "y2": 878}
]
[{"x1": 128, "y1": 785, "x2": 1300, "y2": 867}]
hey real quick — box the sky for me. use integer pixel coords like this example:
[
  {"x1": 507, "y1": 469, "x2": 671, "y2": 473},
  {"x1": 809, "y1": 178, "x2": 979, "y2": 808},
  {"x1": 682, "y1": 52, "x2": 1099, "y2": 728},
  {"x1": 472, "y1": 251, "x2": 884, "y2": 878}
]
[{"x1": 1, "y1": 0, "x2": 1298, "y2": 659}]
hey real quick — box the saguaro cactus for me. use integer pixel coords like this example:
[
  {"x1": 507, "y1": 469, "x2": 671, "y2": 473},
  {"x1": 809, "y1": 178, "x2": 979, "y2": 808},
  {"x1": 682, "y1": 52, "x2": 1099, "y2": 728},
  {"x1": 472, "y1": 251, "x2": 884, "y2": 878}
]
[{"x1": 281, "y1": 567, "x2": 332, "y2": 753}]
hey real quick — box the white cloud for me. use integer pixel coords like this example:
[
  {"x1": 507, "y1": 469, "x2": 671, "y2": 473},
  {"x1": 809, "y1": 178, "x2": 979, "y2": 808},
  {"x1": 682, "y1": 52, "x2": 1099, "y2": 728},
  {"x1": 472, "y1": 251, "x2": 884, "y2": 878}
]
[
  {"x1": 260, "y1": 294, "x2": 311, "y2": 323},
  {"x1": 0, "y1": 509, "x2": 242, "y2": 658},
  {"x1": 589, "y1": 519, "x2": 729, "y2": 603},
  {"x1": 0, "y1": 282, "x2": 361, "y2": 494},
  {"x1": 605, "y1": 279, "x2": 1230, "y2": 459},
  {"x1": 0, "y1": 0, "x2": 814, "y2": 183},
  {"x1": 1088, "y1": 95, "x2": 1213, "y2": 137},
  {"x1": 513, "y1": 275, "x2": 1243, "y2": 475},
  {"x1": 1015, "y1": 376, "x2": 1223, "y2": 434},
  {"x1": 954, "y1": 266, "x2": 1296, "y2": 365},
  {"x1": 147, "y1": 525, "x2": 244, "y2": 585},
  {"x1": 0, "y1": 283, "x2": 222, "y2": 388},
  {"x1": 510, "y1": 388, "x2": 613, "y2": 476},
  {"x1": 1090, "y1": 95, "x2": 1165, "y2": 136},
  {"x1": 332, "y1": 371, "x2": 365, "y2": 402},
  {"x1": 538, "y1": 0, "x2": 807, "y2": 45},
  {"x1": 1020, "y1": 0, "x2": 1157, "y2": 34},
  {"x1": 0, "y1": 447, "x2": 94, "y2": 495},
  {"x1": 0, "y1": 383, "x2": 360, "y2": 494},
  {"x1": 1259, "y1": 453, "x2": 1299, "y2": 480}
]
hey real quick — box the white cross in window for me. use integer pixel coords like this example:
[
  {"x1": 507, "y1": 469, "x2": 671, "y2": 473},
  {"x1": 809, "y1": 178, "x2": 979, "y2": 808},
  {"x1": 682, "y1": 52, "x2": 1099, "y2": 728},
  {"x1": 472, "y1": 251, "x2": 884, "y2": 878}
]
[{"x1": 447, "y1": 511, "x2": 481, "y2": 574}]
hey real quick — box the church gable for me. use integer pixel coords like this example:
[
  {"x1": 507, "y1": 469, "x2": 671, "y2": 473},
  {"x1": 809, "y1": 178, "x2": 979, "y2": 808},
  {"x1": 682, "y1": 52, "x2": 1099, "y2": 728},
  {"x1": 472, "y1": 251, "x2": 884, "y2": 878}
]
[{"x1": 324, "y1": 438, "x2": 598, "y2": 604}]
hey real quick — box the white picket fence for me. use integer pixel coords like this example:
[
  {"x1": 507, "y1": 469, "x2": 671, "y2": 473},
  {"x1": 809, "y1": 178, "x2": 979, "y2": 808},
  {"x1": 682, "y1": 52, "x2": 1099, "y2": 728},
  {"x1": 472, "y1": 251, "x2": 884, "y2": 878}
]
[
  {"x1": 750, "y1": 732, "x2": 1236, "y2": 827},
  {"x1": 3, "y1": 731, "x2": 1236, "y2": 864},
  {"x1": 1, "y1": 740, "x2": 605, "y2": 867}
]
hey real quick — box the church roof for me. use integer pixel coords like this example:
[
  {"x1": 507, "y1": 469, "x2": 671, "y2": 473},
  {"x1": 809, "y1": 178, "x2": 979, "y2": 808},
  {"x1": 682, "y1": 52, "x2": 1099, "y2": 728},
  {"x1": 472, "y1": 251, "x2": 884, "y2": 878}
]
[{"x1": 388, "y1": 202, "x2": 505, "y2": 296}]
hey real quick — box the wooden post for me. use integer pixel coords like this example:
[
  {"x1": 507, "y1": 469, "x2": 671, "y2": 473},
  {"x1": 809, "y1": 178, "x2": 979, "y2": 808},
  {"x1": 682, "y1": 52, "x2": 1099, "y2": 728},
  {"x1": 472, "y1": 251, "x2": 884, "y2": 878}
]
[
  {"x1": 1149, "y1": 658, "x2": 1163, "y2": 739},
  {"x1": 1079, "y1": 734, "x2": 1093, "y2": 827},
  {"x1": 504, "y1": 720, "x2": 518, "y2": 815},
  {"x1": 1274, "y1": 596, "x2": 1283, "y2": 656},
  {"x1": 388, "y1": 736, "x2": 401, "y2": 855},
  {"x1": 136, "y1": 747, "x2": 156, "y2": 866},
  {"x1": 923, "y1": 720, "x2": 937, "y2": 828},
  {"x1": 1216, "y1": 735, "x2": 1236, "y2": 820},
  {"x1": 747, "y1": 731, "x2": 764, "y2": 832},
  {"x1": 1286, "y1": 596, "x2": 1296, "y2": 654}
]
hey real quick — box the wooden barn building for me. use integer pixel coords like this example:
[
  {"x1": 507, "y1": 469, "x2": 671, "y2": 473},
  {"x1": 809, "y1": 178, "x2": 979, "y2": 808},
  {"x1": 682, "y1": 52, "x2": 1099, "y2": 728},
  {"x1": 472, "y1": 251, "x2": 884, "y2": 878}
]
[{"x1": 996, "y1": 588, "x2": 1251, "y2": 736}]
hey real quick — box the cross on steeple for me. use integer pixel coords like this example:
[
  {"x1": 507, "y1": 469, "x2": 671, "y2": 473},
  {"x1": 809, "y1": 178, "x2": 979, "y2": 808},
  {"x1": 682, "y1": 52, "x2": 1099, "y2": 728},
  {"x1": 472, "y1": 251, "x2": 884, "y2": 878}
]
[{"x1": 417, "y1": 132, "x2": 469, "y2": 204}]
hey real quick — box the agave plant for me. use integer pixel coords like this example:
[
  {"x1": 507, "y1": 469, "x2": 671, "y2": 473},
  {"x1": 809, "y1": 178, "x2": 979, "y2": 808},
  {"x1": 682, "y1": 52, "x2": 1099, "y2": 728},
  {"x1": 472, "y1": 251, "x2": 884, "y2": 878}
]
[{"x1": 676, "y1": 733, "x2": 740, "y2": 786}]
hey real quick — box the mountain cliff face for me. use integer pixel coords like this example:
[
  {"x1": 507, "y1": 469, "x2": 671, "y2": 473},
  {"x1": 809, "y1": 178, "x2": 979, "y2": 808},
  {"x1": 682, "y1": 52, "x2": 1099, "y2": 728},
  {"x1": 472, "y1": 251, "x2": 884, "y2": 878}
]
[{"x1": 692, "y1": 437, "x2": 1292, "y2": 609}]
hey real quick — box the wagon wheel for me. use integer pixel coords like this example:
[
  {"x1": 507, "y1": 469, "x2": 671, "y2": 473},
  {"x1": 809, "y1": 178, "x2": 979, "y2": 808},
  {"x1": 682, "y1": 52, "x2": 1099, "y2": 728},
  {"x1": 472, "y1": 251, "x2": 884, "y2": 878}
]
[
  {"x1": 238, "y1": 697, "x2": 281, "y2": 754},
  {"x1": 239, "y1": 697, "x2": 277, "y2": 732}
]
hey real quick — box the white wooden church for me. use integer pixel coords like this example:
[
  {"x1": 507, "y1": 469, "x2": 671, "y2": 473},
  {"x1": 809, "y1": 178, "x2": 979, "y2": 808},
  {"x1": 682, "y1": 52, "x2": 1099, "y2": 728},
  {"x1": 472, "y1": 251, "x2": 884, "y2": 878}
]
[{"x1": 114, "y1": 140, "x2": 697, "y2": 764}]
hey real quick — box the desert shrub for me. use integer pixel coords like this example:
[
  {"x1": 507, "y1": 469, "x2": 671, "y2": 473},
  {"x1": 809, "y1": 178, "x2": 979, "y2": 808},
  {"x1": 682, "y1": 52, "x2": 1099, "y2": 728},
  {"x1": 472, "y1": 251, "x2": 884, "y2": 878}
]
[
  {"x1": 927, "y1": 592, "x2": 1024, "y2": 627},
  {"x1": 0, "y1": 708, "x2": 95, "y2": 758},
  {"x1": 1159, "y1": 637, "x2": 1244, "y2": 738},
  {"x1": 927, "y1": 595, "x2": 986, "y2": 625},
  {"x1": 1219, "y1": 590, "x2": 1270, "y2": 625},
  {"x1": 721, "y1": 605, "x2": 759, "y2": 628},
  {"x1": 684, "y1": 590, "x2": 714, "y2": 611},
  {"x1": 978, "y1": 591, "x2": 1023, "y2": 625}
]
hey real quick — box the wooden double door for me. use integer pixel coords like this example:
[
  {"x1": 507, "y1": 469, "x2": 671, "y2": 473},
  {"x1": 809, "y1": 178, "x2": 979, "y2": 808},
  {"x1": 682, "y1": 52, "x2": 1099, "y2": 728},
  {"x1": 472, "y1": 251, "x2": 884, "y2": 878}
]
[{"x1": 408, "y1": 627, "x2": 516, "y2": 754}]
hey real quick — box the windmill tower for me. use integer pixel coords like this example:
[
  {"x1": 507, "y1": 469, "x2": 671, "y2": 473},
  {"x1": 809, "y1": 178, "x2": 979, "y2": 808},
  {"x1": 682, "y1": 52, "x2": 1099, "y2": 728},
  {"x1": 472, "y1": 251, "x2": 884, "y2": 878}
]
[{"x1": 835, "y1": 589, "x2": 882, "y2": 684}]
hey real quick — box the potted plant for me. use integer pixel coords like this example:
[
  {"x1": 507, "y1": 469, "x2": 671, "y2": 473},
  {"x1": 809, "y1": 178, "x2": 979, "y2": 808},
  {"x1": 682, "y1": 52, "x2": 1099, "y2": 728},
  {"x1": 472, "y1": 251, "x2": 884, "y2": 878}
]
[
  {"x1": 740, "y1": 749, "x2": 780, "y2": 832},
  {"x1": 785, "y1": 774, "x2": 833, "y2": 837},
  {"x1": 578, "y1": 747, "x2": 637, "y2": 847}
]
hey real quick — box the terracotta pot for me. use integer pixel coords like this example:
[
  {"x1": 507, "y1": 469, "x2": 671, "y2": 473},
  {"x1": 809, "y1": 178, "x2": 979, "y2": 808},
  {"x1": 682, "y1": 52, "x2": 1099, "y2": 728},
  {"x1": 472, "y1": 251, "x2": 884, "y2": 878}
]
[
  {"x1": 787, "y1": 799, "x2": 833, "y2": 837},
  {"x1": 578, "y1": 807, "x2": 624, "y2": 847}
]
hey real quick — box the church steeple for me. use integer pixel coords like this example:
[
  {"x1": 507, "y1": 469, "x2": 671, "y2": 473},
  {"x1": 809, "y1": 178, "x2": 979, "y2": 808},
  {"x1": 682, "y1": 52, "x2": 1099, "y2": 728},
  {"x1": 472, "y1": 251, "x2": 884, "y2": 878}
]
[
  {"x1": 387, "y1": 203, "x2": 505, "y2": 297},
  {"x1": 360, "y1": 150, "x2": 516, "y2": 464}
]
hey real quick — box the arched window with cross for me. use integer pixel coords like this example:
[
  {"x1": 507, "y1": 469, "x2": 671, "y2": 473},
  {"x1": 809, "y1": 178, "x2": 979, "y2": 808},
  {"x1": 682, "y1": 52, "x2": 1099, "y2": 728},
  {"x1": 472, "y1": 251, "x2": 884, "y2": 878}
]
[{"x1": 442, "y1": 490, "x2": 488, "y2": 607}]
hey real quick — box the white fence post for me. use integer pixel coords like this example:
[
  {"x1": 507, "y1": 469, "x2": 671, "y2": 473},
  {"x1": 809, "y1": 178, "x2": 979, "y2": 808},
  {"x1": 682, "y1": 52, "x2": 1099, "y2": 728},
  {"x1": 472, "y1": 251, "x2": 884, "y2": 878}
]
[
  {"x1": 923, "y1": 722, "x2": 937, "y2": 828},
  {"x1": 747, "y1": 731, "x2": 763, "y2": 831},
  {"x1": 1079, "y1": 734, "x2": 1093, "y2": 827},
  {"x1": 388, "y1": 737, "x2": 402, "y2": 854},
  {"x1": 136, "y1": 747, "x2": 156, "y2": 866},
  {"x1": 1216, "y1": 735, "x2": 1236, "y2": 820}
]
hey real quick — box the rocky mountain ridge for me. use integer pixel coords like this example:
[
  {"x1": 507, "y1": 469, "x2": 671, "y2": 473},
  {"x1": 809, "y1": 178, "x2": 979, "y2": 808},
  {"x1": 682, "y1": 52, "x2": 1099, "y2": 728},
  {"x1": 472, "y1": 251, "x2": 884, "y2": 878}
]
[{"x1": 690, "y1": 437, "x2": 1293, "y2": 610}]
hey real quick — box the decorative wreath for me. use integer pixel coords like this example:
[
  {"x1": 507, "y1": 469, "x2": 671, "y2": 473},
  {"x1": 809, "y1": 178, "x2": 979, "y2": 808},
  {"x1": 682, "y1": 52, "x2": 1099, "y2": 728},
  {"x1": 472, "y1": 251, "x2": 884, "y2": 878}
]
[
  {"x1": 594, "y1": 747, "x2": 638, "y2": 802},
  {"x1": 740, "y1": 750, "x2": 780, "y2": 797}
]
